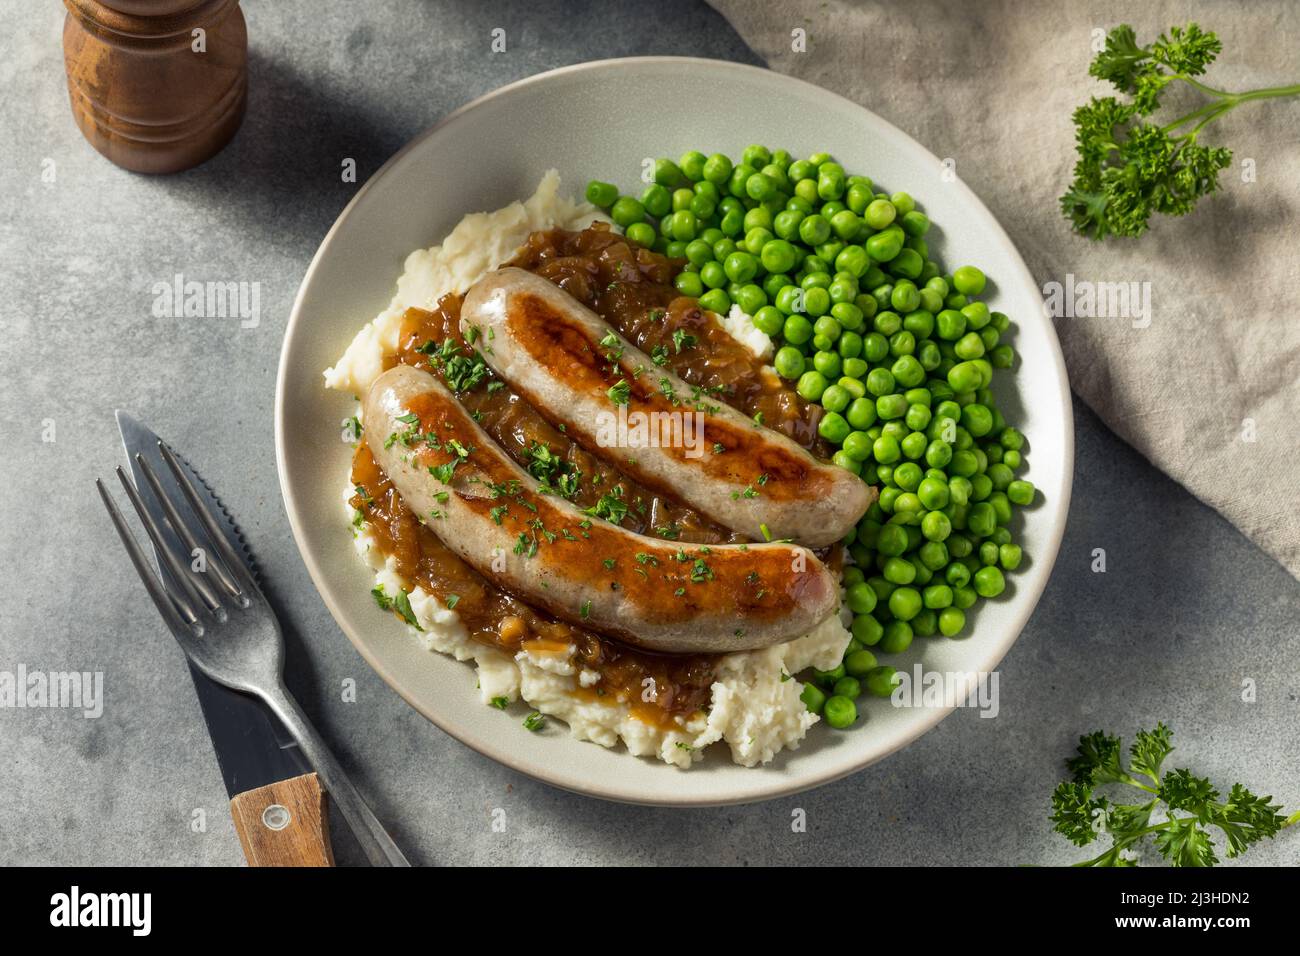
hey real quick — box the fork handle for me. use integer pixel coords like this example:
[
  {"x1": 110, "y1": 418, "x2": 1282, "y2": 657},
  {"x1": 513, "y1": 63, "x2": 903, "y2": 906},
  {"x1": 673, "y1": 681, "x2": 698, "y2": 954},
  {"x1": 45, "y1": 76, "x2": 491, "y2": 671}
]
[{"x1": 259, "y1": 683, "x2": 411, "y2": 867}]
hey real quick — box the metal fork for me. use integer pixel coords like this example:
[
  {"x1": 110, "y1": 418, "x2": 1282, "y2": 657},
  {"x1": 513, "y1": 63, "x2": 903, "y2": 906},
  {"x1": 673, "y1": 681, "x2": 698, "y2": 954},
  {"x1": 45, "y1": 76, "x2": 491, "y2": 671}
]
[{"x1": 97, "y1": 441, "x2": 410, "y2": 867}]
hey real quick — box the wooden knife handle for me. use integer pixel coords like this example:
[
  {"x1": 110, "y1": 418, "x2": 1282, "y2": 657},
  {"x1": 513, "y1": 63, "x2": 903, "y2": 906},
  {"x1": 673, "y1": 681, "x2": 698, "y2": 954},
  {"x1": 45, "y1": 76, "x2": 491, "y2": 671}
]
[{"x1": 229, "y1": 772, "x2": 335, "y2": 867}]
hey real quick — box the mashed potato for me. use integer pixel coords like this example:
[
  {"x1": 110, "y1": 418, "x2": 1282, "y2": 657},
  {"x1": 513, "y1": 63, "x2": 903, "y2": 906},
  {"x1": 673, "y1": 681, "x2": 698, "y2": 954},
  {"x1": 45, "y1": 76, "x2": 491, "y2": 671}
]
[{"x1": 328, "y1": 172, "x2": 851, "y2": 768}]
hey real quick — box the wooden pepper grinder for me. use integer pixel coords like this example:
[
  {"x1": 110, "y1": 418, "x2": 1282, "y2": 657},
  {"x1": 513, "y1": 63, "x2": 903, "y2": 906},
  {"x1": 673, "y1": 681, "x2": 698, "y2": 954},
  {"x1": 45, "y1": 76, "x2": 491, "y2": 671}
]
[{"x1": 63, "y1": 0, "x2": 247, "y2": 174}]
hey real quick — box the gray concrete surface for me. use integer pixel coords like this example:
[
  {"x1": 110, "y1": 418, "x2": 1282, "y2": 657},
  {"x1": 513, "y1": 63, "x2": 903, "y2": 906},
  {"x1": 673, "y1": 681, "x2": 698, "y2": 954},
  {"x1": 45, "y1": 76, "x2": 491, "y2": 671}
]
[{"x1": 2, "y1": 0, "x2": 1296, "y2": 867}]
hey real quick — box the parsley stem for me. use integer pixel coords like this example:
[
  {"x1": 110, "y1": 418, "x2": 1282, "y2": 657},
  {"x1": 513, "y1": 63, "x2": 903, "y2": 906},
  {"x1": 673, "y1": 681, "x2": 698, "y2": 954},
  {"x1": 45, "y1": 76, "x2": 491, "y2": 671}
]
[
  {"x1": 1284, "y1": 809, "x2": 1300, "y2": 829},
  {"x1": 1162, "y1": 79, "x2": 1300, "y2": 135}
]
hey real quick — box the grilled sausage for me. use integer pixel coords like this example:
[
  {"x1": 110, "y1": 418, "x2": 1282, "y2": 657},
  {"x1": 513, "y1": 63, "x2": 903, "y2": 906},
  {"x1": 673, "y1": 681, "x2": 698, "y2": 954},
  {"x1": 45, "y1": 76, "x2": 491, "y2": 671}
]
[
  {"x1": 364, "y1": 364, "x2": 839, "y2": 654},
  {"x1": 459, "y1": 267, "x2": 872, "y2": 547}
]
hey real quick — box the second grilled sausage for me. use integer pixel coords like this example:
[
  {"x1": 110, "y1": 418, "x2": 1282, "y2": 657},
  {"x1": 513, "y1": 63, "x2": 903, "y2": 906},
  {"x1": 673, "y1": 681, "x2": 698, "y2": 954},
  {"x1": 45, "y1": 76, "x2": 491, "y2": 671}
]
[{"x1": 459, "y1": 267, "x2": 872, "y2": 547}]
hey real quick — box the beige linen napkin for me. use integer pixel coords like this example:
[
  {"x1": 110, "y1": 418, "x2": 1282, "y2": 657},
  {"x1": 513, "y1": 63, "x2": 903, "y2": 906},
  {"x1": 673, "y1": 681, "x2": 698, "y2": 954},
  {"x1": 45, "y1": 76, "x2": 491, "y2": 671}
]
[{"x1": 706, "y1": 0, "x2": 1300, "y2": 579}]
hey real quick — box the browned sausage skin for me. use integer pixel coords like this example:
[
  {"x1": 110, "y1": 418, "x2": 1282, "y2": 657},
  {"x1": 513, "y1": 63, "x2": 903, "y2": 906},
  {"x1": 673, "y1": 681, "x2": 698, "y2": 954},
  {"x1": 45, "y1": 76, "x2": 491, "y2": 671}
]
[
  {"x1": 459, "y1": 268, "x2": 872, "y2": 547},
  {"x1": 364, "y1": 364, "x2": 840, "y2": 655}
]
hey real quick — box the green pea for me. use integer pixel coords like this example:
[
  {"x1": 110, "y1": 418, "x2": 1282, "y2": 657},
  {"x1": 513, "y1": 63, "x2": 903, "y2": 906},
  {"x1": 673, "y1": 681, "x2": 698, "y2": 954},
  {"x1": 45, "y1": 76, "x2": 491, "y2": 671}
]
[
  {"x1": 719, "y1": 206, "x2": 745, "y2": 236},
  {"x1": 772, "y1": 347, "x2": 803, "y2": 381},
  {"x1": 865, "y1": 665, "x2": 900, "y2": 697},
  {"x1": 700, "y1": 260, "x2": 727, "y2": 289},
  {"x1": 845, "y1": 648, "x2": 878, "y2": 677},
  {"x1": 818, "y1": 411, "x2": 851, "y2": 444},
  {"x1": 961, "y1": 403, "x2": 994, "y2": 437},
  {"x1": 832, "y1": 675, "x2": 863, "y2": 701},
  {"x1": 911, "y1": 609, "x2": 938, "y2": 637},
  {"x1": 892, "y1": 355, "x2": 926, "y2": 388},
  {"x1": 1007, "y1": 479, "x2": 1035, "y2": 506},
  {"x1": 961, "y1": 301, "x2": 991, "y2": 330},
  {"x1": 973, "y1": 565, "x2": 1005, "y2": 598},
  {"x1": 625, "y1": 222, "x2": 656, "y2": 248},
  {"x1": 990, "y1": 344, "x2": 1015, "y2": 368},
  {"x1": 967, "y1": 502, "x2": 997, "y2": 537},
  {"x1": 745, "y1": 172, "x2": 778, "y2": 202},
  {"x1": 735, "y1": 284, "x2": 767, "y2": 315},
  {"x1": 947, "y1": 361, "x2": 983, "y2": 393},
  {"x1": 800, "y1": 681, "x2": 827, "y2": 714},
  {"x1": 879, "y1": 621, "x2": 913, "y2": 654},
  {"x1": 793, "y1": 213, "x2": 828, "y2": 246},
  {"x1": 999, "y1": 543, "x2": 1023, "y2": 570},
  {"x1": 832, "y1": 450, "x2": 861, "y2": 474},
  {"x1": 669, "y1": 209, "x2": 698, "y2": 241},
  {"x1": 841, "y1": 430, "x2": 874, "y2": 461},
  {"x1": 901, "y1": 210, "x2": 930, "y2": 237},
  {"x1": 741, "y1": 144, "x2": 772, "y2": 168},
  {"x1": 852, "y1": 613, "x2": 884, "y2": 646},
  {"x1": 953, "y1": 586, "x2": 978, "y2": 609},
  {"x1": 922, "y1": 510, "x2": 952, "y2": 541},
  {"x1": 824, "y1": 695, "x2": 858, "y2": 728},
  {"x1": 803, "y1": 287, "x2": 831, "y2": 317},
  {"x1": 783, "y1": 314, "x2": 813, "y2": 344},
  {"x1": 759, "y1": 239, "x2": 797, "y2": 274},
  {"x1": 916, "y1": 476, "x2": 950, "y2": 510},
  {"x1": 674, "y1": 272, "x2": 704, "y2": 297},
  {"x1": 954, "y1": 331, "x2": 986, "y2": 360},
  {"x1": 846, "y1": 581, "x2": 877, "y2": 615},
  {"x1": 863, "y1": 198, "x2": 897, "y2": 229},
  {"x1": 610, "y1": 196, "x2": 646, "y2": 227},
  {"x1": 888, "y1": 585, "x2": 922, "y2": 620},
  {"x1": 876, "y1": 520, "x2": 910, "y2": 558},
  {"x1": 698, "y1": 288, "x2": 730, "y2": 314},
  {"x1": 723, "y1": 251, "x2": 758, "y2": 284},
  {"x1": 952, "y1": 265, "x2": 986, "y2": 295},
  {"x1": 938, "y1": 606, "x2": 965, "y2": 637},
  {"x1": 835, "y1": 245, "x2": 871, "y2": 279},
  {"x1": 866, "y1": 232, "x2": 902, "y2": 262},
  {"x1": 921, "y1": 584, "x2": 954, "y2": 610},
  {"x1": 877, "y1": 394, "x2": 908, "y2": 420},
  {"x1": 945, "y1": 561, "x2": 971, "y2": 588},
  {"x1": 654, "y1": 158, "x2": 684, "y2": 187},
  {"x1": 585, "y1": 180, "x2": 619, "y2": 207},
  {"x1": 821, "y1": 384, "x2": 852, "y2": 414},
  {"x1": 752, "y1": 306, "x2": 784, "y2": 336}
]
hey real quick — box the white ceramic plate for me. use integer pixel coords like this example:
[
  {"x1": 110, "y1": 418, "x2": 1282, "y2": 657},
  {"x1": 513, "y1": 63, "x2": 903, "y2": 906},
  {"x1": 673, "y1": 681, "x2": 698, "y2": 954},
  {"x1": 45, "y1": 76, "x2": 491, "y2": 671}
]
[{"x1": 276, "y1": 58, "x2": 1073, "y2": 806}]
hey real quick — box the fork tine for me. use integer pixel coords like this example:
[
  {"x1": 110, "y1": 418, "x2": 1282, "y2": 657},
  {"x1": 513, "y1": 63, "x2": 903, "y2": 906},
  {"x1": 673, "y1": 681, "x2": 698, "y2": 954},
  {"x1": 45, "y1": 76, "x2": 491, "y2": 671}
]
[
  {"x1": 157, "y1": 440, "x2": 257, "y2": 596},
  {"x1": 115, "y1": 466, "x2": 215, "y2": 618},
  {"x1": 134, "y1": 452, "x2": 242, "y2": 602},
  {"x1": 97, "y1": 478, "x2": 196, "y2": 633}
]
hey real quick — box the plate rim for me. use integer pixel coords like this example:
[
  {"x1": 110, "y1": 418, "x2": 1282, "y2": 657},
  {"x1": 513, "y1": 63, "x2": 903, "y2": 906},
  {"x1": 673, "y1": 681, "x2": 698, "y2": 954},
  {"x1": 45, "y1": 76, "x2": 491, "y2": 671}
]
[{"x1": 275, "y1": 55, "x2": 1075, "y2": 807}]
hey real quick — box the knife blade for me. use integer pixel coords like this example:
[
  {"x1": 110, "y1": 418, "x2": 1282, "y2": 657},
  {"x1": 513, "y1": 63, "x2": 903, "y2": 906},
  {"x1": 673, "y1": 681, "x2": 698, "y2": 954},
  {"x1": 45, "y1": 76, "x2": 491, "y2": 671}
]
[{"x1": 116, "y1": 411, "x2": 327, "y2": 862}]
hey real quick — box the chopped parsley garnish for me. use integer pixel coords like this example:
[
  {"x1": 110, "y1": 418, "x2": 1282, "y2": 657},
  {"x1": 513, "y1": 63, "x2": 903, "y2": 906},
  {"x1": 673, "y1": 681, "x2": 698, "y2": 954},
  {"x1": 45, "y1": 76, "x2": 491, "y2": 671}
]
[
  {"x1": 444, "y1": 593, "x2": 460, "y2": 610},
  {"x1": 523, "y1": 711, "x2": 545, "y2": 731},
  {"x1": 526, "y1": 442, "x2": 582, "y2": 499},
  {"x1": 607, "y1": 378, "x2": 631, "y2": 406},
  {"x1": 392, "y1": 590, "x2": 422, "y2": 631},
  {"x1": 585, "y1": 487, "x2": 629, "y2": 525},
  {"x1": 672, "y1": 328, "x2": 697, "y2": 353},
  {"x1": 429, "y1": 459, "x2": 458, "y2": 484}
]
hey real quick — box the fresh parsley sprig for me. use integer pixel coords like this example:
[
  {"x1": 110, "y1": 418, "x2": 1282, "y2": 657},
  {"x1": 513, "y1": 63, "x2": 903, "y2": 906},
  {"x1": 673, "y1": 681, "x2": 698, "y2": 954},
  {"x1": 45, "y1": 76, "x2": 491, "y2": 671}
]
[
  {"x1": 1050, "y1": 723, "x2": 1297, "y2": 866},
  {"x1": 1061, "y1": 23, "x2": 1300, "y2": 240}
]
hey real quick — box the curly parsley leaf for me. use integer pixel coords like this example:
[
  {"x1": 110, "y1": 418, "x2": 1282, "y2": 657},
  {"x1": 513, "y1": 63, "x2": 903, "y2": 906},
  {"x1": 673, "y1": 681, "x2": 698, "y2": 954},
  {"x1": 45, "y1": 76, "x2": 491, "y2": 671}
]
[
  {"x1": 1048, "y1": 723, "x2": 1293, "y2": 866},
  {"x1": 1062, "y1": 22, "x2": 1297, "y2": 240}
]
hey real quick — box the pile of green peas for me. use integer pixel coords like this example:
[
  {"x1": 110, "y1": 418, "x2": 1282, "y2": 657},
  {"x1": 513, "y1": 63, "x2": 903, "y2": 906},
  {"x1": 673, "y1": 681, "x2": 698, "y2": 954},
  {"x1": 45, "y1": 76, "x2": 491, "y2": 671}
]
[{"x1": 587, "y1": 146, "x2": 1037, "y2": 731}]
